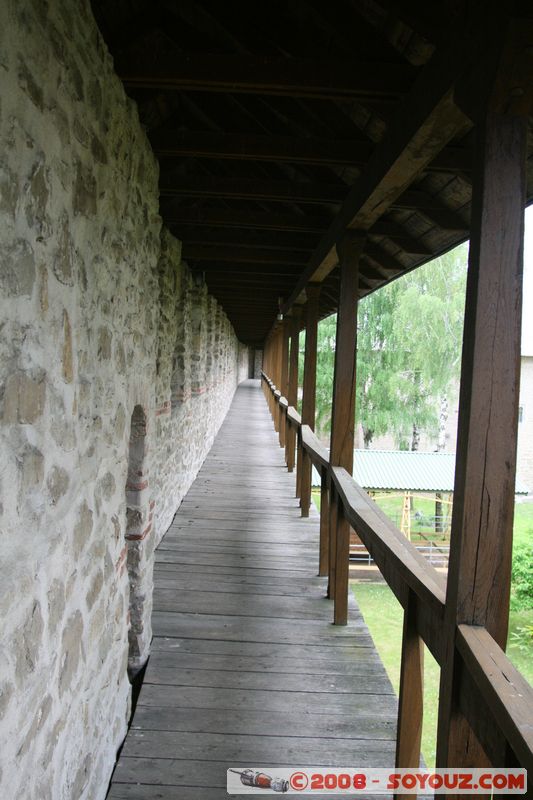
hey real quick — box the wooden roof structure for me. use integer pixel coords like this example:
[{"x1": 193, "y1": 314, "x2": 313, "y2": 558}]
[{"x1": 91, "y1": 0, "x2": 533, "y2": 346}]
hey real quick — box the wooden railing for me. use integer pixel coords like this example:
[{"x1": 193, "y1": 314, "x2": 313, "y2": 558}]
[{"x1": 261, "y1": 372, "x2": 533, "y2": 786}]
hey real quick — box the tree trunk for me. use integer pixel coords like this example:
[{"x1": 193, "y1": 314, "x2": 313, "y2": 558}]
[
  {"x1": 411, "y1": 422, "x2": 420, "y2": 451},
  {"x1": 363, "y1": 427, "x2": 373, "y2": 449},
  {"x1": 437, "y1": 394, "x2": 448, "y2": 452}
]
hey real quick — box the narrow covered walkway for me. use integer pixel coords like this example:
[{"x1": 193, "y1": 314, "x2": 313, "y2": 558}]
[{"x1": 108, "y1": 380, "x2": 397, "y2": 799}]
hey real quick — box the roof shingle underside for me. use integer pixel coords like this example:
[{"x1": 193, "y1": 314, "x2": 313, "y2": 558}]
[{"x1": 91, "y1": 0, "x2": 533, "y2": 345}]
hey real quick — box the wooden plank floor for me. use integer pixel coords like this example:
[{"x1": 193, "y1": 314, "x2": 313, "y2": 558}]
[{"x1": 108, "y1": 380, "x2": 397, "y2": 800}]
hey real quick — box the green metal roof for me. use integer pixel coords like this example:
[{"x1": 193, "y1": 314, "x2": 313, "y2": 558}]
[{"x1": 312, "y1": 449, "x2": 529, "y2": 494}]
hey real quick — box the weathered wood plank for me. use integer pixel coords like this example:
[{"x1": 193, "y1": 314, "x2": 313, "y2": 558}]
[
  {"x1": 118, "y1": 53, "x2": 415, "y2": 98},
  {"x1": 149, "y1": 637, "x2": 375, "y2": 659},
  {"x1": 120, "y1": 729, "x2": 396, "y2": 762},
  {"x1": 152, "y1": 611, "x2": 372, "y2": 644},
  {"x1": 138, "y1": 683, "x2": 394, "y2": 715},
  {"x1": 300, "y1": 284, "x2": 321, "y2": 517},
  {"x1": 111, "y1": 758, "x2": 392, "y2": 800},
  {"x1": 153, "y1": 590, "x2": 340, "y2": 620},
  {"x1": 109, "y1": 381, "x2": 397, "y2": 799},
  {"x1": 131, "y1": 704, "x2": 395, "y2": 738},
  {"x1": 436, "y1": 107, "x2": 527, "y2": 770},
  {"x1": 328, "y1": 234, "x2": 363, "y2": 625},
  {"x1": 142, "y1": 650, "x2": 383, "y2": 677},
  {"x1": 142, "y1": 665, "x2": 388, "y2": 695}
]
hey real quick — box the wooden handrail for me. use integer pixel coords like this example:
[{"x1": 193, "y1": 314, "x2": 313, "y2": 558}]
[
  {"x1": 279, "y1": 396, "x2": 288, "y2": 409},
  {"x1": 301, "y1": 424, "x2": 329, "y2": 469},
  {"x1": 261, "y1": 371, "x2": 533, "y2": 779},
  {"x1": 331, "y1": 466, "x2": 446, "y2": 663},
  {"x1": 287, "y1": 406, "x2": 301, "y2": 427},
  {"x1": 457, "y1": 625, "x2": 533, "y2": 773}
]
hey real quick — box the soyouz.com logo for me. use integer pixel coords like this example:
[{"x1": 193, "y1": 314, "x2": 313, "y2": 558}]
[{"x1": 226, "y1": 767, "x2": 527, "y2": 794}]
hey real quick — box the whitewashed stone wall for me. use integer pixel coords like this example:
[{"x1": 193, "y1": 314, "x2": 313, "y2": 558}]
[{"x1": 0, "y1": 2, "x2": 249, "y2": 799}]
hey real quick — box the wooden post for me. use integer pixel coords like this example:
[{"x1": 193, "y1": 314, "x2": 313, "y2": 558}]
[
  {"x1": 278, "y1": 319, "x2": 290, "y2": 449},
  {"x1": 327, "y1": 482, "x2": 338, "y2": 600},
  {"x1": 272, "y1": 329, "x2": 281, "y2": 433},
  {"x1": 264, "y1": 336, "x2": 272, "y2": 410},
  {"x1": 318, "y1": 465, "x2": 329, "y2": 576},
  {"x1": 436, "y1": 108, "x2": 526, "y2": 770},
  {"x1": 295, "y1": 428, "x2": 303, "y2": 499},
  {"x1": 328, "y1": 233, "x2": 364, "y2": 624},
  {"x1": 299, "y1": 284, "x2": 321, "y2": 517},
  {"x1": 395, "y1": 590, "x2": 424, "y2": 797},
  {"x1": 285, "y1": 306, "x2": 302, "y2": 473}
]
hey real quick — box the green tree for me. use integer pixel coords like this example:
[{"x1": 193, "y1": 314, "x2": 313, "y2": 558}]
[
  {"x1": 387, "y1": 245, "x2": 467, "y2": 449},
  {"x1": 313, "y1": 243, "x2": 468, "y2": 449}
]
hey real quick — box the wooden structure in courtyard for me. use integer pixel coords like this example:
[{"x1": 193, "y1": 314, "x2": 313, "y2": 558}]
[{"x1": 92, "y1": 0, "x2": 533, "y2": 792}]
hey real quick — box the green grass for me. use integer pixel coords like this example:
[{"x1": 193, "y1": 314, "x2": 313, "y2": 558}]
[
  {"x1": 315, "y1": 483, "x2": 533, "y2": 763},
  {"x1": 352, "y1": 583, "x2": 440, "y2": 767},
  {"x1": 513, "y1": 501, "x2": 533, "y2": 548},
  {"x1": 352, "y1": 582, "x2": 533, "y2": 769}
]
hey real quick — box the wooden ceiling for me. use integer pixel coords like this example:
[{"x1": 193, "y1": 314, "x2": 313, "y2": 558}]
[{"x1": 91, "y1": 0, "x2": 533, "y2": 346}]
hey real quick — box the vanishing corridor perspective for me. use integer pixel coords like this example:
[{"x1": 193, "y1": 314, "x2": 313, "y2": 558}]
[
  {"x1": 0, "y1": 3, "x2": 249, "y2": 796},
  {"x1": 1, "y1": 0, "x2": 533, "y2": 798},
  {"x1": 108, "y1": 380, "x2": 397, "y2": 799}
]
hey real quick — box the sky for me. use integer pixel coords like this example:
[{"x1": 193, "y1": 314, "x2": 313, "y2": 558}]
[{"x1": 523, "y1": 205, "x2": 533, "y2": 356}]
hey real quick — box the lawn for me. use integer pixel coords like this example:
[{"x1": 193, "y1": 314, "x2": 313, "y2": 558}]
[
  {"x1": 352, "y1": 582, "x2": 533, "y2": 769},
  {"x1": 328, "y1": 495, "x2": 533, "y2": 766}
]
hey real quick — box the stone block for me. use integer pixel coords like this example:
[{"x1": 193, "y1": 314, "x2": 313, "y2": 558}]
[
  {"x1": 13, "y1": 602, "x2": 44, "y2": 681},
  {"x1": 19, "y1": 446, "x2": 44, "y2": 499},
  {"x1": 3, "y1": 372, "x2": 46, "y2": 424},
  {"x1": 86, "y1": 570, "x2": 103, "y2": 611},
  {"x1": 72, "y1": 501, "x2": 93, "y2": 558},
  {"x1": 46, "y1": 579, "x2": 65, "y2": 636},
  {"x1": 17, "y1": 55, "x2": 44, "y2": 110},
  {"x1": 97, "y1": 326, "x2": 112, "y2": 360},
  {"x1": 62, "y1": 310, "x2": 73, "y2": 383},
  {"x1": 0, "y1": 239, "x2": 36, "y2": 297},
  {"x1": 46, "y1": 465, "x2": 70, "y2": 505},
  {"x1": 59, "y1": 611, "x2": 84, "y2": 696}
]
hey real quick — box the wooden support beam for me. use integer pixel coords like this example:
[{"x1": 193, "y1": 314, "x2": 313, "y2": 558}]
[
  {"x1": 118, "y1": 53, "x2": 416, "y2": 99},
  {"x1": 164, "y1": 207, "x2": 329, "y2": 233},
  {"x1": 173, "y1": 227, "x2": 320, "y2": 252},
  {"x1": 299, "y1": 285, "x2": 321, "y2": 519},
  {"x1": 436, "y1": 107, "x2": 526, "y2": 769},
  {"x1": 395, "y1": 590, "x2": 424, "y2": 792},
  {"x1": 285, "y1": 307, "x2": 302, "y2": 474},
  {"x1": 282, "y1": 20, "x2": 476, "y2": 309},
  {"x1": 159, "y1": 175, "x2": 347, "y2": 205},
  {"x1": 370, "y1": 220, "x2": 433, "y2": 255},
  {"x1": 182, "y1": 244, "x2": 309, "y2": 266},
  {"x1": 152, "y1": 130, "x2": 470, "y2": 171},
  {"x1": 391, "y1": 189, "x2": 468, "y2": 231},
  {"x1": 328, "y1": 234, "x2": 364, "y2": 624},
  {"x1": 152, "y1": 129, "x2": 373, "y2": 165},
  {"x1": 202, "y1": 269, "x2": 301, "y2": 280},
  {"x1": 279, "y1": 320, "x2": 290, "y2": 450},
  {"x1": 273, "y1": 330, "x2": 282, "y2": 433},
  {"x1": 319, "y1": 465, "x2": 330, "y2": 577}
]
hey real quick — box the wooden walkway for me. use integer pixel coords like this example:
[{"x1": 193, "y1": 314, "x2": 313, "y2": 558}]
[{"x1": 108, "y1": 380, "x2": 397, "y2": 800}]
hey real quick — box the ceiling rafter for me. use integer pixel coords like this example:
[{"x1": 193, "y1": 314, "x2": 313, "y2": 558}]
[
  {"x1": 151, "y1": 130, "x2": 472, "y2": 172},
  {"x1": 118, "y1": 52, "x2": 417, "y2": 98}
]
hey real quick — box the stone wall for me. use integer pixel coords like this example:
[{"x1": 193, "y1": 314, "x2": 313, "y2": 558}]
[
  {"x1": 254, "y1": 348, "x2": 264, "y2": 379},
  {"x1": 0, "y1": 2, "x2": 249, "y2": 799}
]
